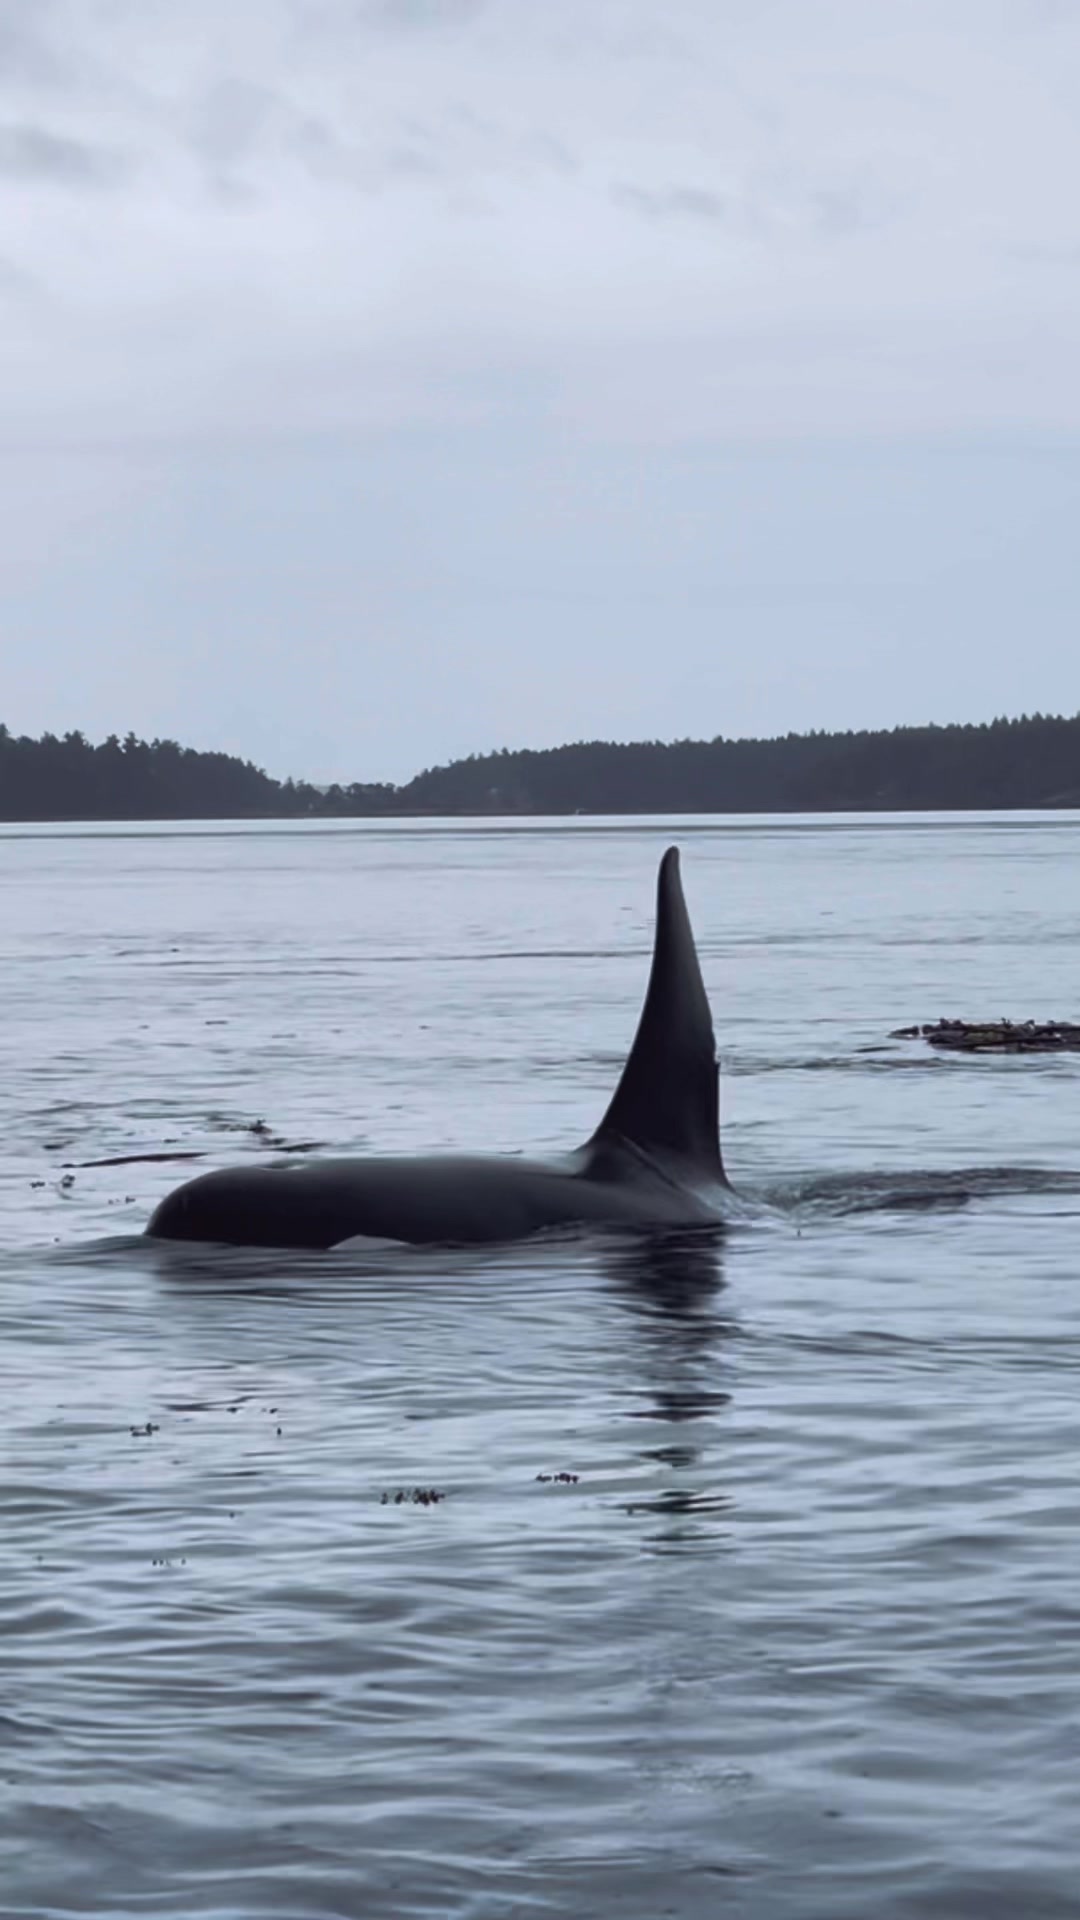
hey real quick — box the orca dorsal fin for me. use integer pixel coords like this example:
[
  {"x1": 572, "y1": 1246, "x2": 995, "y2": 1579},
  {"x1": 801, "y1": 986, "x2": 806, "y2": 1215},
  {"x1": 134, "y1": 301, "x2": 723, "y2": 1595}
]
[{"x1": 588, "y1": 847, "x2": 725, "y2": 1179}]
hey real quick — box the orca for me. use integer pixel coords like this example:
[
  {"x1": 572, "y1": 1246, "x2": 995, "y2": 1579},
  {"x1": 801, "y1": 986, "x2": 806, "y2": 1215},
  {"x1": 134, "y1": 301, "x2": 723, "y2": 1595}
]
[{"x1": 145, "y1": 847, "x2": 730, "y2": 1250}]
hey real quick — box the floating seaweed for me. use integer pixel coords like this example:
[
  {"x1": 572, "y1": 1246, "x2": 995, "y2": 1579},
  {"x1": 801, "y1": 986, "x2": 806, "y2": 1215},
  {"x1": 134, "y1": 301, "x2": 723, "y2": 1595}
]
[{"x1": 891, "y1": 1018, "x2": 1080, "y2": 1054}]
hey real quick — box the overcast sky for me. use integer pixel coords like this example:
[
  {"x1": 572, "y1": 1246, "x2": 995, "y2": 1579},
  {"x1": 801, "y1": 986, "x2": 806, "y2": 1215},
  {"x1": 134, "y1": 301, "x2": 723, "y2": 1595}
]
[{"x1": 2, "y1": 0, "x2": 1080, "y2": 782}]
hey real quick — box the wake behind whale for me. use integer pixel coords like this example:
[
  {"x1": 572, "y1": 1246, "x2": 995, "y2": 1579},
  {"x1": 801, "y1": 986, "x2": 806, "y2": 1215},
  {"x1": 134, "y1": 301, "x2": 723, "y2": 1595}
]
[{"x1": 147, "y1": 847, "x2": 733, "y2": 1251}]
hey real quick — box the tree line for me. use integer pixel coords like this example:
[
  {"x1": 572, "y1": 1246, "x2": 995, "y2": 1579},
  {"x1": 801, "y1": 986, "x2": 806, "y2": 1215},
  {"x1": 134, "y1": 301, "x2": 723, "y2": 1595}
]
[
  {"x1": 0, "y1": 727, "x2": 393, "y2": 820},
  {"x1": 2, "y1": 714, "x2": 1079, "y2": 820}
]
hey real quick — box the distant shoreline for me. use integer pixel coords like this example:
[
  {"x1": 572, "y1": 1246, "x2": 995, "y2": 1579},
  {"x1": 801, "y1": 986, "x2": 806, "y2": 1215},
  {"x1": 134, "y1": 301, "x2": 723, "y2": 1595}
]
[
  {"x1": 3, "y1": 712, "x2": 1079, "y2": 820},
  {"x1": 5, "y1": 804, "x2": 1080, "y2": 825}
]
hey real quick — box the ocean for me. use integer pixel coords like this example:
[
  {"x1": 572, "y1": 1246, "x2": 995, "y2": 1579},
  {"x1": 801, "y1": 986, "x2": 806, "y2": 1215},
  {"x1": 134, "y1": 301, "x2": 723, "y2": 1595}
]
[{"x1": 2, "y1": 814, "x2": 1079, "y2": 1918}]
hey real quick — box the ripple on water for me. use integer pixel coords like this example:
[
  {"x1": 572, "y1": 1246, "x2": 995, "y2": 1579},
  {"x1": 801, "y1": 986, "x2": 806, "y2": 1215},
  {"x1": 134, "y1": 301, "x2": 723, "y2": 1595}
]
[{"x1": 5, "y1": 816, "x2": 1080, "y2": 1916}]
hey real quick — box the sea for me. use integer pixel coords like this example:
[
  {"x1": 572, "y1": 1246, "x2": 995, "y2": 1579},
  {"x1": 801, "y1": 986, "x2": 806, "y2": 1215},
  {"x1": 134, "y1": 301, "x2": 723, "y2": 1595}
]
[{"x1": 2, "y1": 813, "x2": 1080, "y2": 1920}]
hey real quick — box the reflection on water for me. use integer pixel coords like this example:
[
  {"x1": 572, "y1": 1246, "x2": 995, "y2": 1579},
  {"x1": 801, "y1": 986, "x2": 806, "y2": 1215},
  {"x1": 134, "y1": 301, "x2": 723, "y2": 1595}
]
[
  {"x1": 599, "y1": 1228, "x2": 736, "y2": 1551},
  {"x1": 4, "y1": 814, "x2": 1080, "y2": 1918}
]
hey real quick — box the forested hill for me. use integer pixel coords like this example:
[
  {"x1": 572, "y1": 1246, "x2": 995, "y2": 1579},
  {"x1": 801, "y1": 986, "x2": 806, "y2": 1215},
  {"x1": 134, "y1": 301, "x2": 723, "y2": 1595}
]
[
  {"x1": 0, "y1": 726, "x2": 395, "y2": 820},
  {"x1": 2, "y1": 714, "x2": 1080, "y2": 819},
  {"x1": 399, "y1": 714, "x2": 1080, "y2": 813}
]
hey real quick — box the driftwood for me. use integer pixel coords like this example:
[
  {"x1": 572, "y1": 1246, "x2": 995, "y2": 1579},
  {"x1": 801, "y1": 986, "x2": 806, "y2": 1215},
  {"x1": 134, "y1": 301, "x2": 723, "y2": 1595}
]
[{"x1": 891, "y1": 1019, "x2": 1080, "y2": 1054}]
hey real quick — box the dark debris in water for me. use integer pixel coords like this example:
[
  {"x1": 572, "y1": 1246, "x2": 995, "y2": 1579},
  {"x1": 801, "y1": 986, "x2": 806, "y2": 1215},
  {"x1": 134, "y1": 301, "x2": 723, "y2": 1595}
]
[
  {"x1": 207, "y1": 1114, "x2": 327, "y2": 1154},
  {"x1": 62, "y1": 1150, "x2": 207, "y2": 1169},
  {"x1": 787, "y1": 1165, "x2": 1080, "y2": 1215},
  {"x1": 48, "y1": 1122, "x2": 330, "y2": 1192},
  {"x1": 381, "y1": 1487, "x2": 446, "y2": 1506},
  {"x1": 892, "y1": 1018, "x2": 1080, "y2": 1053}
]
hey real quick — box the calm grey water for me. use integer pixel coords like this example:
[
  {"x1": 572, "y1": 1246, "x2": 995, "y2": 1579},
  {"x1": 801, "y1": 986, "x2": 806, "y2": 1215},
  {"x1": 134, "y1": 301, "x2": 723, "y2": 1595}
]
[{"x1": 3, "y1": 815, "x2": 1080, "y2": 1920}]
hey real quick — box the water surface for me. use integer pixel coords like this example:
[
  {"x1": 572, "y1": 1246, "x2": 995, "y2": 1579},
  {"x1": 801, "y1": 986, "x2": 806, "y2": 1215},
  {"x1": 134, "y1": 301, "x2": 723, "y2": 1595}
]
[{"x1": 2, "y1": 815, "x2": 1080, "y2": 1918}]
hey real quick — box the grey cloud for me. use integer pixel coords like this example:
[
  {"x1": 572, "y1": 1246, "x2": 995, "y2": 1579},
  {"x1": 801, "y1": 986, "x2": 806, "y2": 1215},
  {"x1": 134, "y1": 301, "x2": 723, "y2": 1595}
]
[
  {"x1": 1006, "y1": 239, "x2": 1080, "y2": 264},
  {"x1": 811, "y1": 183, "x2": 889, "y2": 236},
  {"x1": 0, "y1": 1, "x2": 68, "y2": 86},
  {"x1": 288, "y1": 101, "x2": 573, "y2": 193},
  {"x1": 358, "y1": 0, "x2": 487, "y2": 28},
  {"x1": 1018, "y1": 0, "x2": 1080, "y2": 24},
  {"x1": 282, "y1": 114, "x2": 440, "y2": 189},
  {"x1": 383, "y1": 141, "x2": 443, "y2": 178},
  {"x1": 0, "y1": 121, "x2": 126, "y2": 186},
  {"x1": 432, "y1": 104, "x2": 577, "y2": 176},
  {"x1": 0, "y1": 254, "x2": 36, "y2": 297},
  {"x1": 614, "y1": 174, "x2": 893, "y2": 241},
  {"x1": 519, "y1": 130, "x2": 576, "y2": 175},
  {"x1": 287, "y1": 113, "x2": 344, "y2": 169},
  {"x1": 298, "y1": 0, "x2": 485, "y2": 35},
  {"x1": 189, "y1": 78, "x2": 281, "y2": 174},
  {"x1": 189, "y1": 84, "x2": 360, "y2": 203},
  {"x1": 612, "y1": 182, "x2": 730, "y2": 224}
]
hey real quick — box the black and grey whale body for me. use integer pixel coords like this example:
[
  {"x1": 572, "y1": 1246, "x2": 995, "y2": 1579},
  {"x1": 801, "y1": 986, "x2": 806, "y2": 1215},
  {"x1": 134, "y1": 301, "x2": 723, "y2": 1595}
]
[{"x1": 146, "y1": 847, "x2": 730, "y2": 1250}]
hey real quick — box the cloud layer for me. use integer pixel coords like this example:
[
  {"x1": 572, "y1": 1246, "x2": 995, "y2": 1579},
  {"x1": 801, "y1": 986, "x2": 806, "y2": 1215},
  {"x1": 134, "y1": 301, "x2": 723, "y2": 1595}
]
[{"x1": 2, "y1": 0, "x2": 1080, "y2": 777}]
